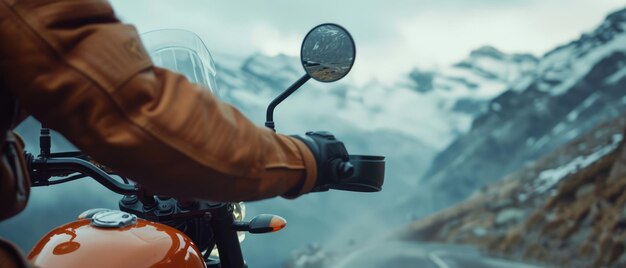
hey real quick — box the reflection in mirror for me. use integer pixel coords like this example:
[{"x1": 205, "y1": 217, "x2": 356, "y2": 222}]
[{"x1": 301, "y1": 23, "x2": 356, "y2": 82}]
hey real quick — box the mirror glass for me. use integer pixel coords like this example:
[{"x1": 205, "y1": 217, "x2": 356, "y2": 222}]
[{"x1": 301, "y1": 23, "x2": 356, "y2": 82}]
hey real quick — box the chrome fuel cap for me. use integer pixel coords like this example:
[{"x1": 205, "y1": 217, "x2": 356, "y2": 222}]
[{"x1": 91, "y1": 210, "x2": 137, "y2": 228}]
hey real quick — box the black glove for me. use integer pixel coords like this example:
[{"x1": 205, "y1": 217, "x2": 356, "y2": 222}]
[{"x1": 291, "y1": 131, "x2": 354, "y2": 191}]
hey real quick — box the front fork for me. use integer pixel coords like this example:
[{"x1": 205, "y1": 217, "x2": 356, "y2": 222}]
[{"x1": 209, "y1": 205, "x2": 245, "y2": 268}]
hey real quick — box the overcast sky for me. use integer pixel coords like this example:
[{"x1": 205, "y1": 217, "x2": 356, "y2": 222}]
[{"x1": 110, "y1": 0, "x2": 625, "y2": 85}]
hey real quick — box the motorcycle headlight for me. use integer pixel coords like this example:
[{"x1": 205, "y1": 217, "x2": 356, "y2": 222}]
[
  {"x1": 234, "y1": 202, "x2": 246, "y2": 243},
  {"x1": 233, "y1": 202, "x2": 246, "y2": 222}
]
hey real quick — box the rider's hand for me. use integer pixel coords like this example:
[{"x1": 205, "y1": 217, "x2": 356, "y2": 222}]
[{"x1": 291, "y1": 131, "x2": 354, "y2": 192}]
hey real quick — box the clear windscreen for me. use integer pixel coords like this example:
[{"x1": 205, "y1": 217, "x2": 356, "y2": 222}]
[{"x1": 140, "y1": 29, "x2": 220, "y2": 96}]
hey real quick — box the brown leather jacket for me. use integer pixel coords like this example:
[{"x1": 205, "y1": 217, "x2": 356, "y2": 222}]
[{"x1": 0, "y1": 0, "x2": 317, "y2": 266}]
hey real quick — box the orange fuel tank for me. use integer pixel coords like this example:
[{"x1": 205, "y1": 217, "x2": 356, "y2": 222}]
[{"x1": 28, "y1": 210, "x2": 206, "y2": 268}]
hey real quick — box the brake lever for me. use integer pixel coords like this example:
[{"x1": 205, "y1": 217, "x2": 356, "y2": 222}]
[{"x1": 29, "y1": 156, "x2": 138, "y2": 195}]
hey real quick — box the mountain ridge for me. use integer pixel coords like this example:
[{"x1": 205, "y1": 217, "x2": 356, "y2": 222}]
[{"x1": 422, "y1": 7, "x2": 626, "y2": 208}]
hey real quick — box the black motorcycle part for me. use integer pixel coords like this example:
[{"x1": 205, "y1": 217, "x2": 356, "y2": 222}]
[{"x1": 330, "y1": 155, "x2": 385, "y2": 192}]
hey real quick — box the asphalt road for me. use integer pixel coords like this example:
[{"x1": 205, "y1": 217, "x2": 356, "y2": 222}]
[{"x1": 331, "y1": 241, "x2": 543, "y2": 268}]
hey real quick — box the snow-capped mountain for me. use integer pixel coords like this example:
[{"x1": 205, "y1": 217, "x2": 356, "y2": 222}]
[
  {"x1": 403, "y1": 46, "x2": 538, "y2": 145},
  {"x1": 215, "y1": 46, "x2": 538, "y2": 150},
  {"x1": 422, "y1": 8, "x2": 626, "y2": 209}
]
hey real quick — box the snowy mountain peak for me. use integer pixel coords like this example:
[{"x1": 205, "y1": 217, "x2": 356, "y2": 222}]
[
  {"x1": 454, "y1": 46, "x2": 538, "y2": 85},
  {"x1": 240, "y1": 53, "x2": 302, "y2": 88},
  {"x1": 398, "y1": 46, "x2": 539, "y2": 146},
  {"x1": 537, "y1": 7, "x2": 626, "y2": 96},
  {"x1": 409, "y1": 45, "x2": 538, "y2": 96},
  {"x1": 468, "y1": 46, "x2": 537, "y2": 63},
  {"x1": 606, "y1": 7, "x2": 626, "y2": 22},
  {"x1": 467, "y1": 45, "x2": 508, "y2": 61},
  {"x1": 423, "y1": 7, "x2": 626, "y2": 211}
]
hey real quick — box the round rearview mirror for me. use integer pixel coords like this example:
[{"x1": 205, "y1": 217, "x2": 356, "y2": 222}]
[{"x1": 301, "y1": 23, "x2": 356, "y2": 82}]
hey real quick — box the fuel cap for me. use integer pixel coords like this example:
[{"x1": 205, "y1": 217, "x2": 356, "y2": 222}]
[
  {"x1": 78, "y1": 208, "x2": 111, "y2": 220},
  {"x1": 91, "y1": 210, "x2": 137, "y2": 228}
]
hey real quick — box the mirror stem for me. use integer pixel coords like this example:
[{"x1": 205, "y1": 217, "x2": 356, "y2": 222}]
[{"x1": 265, "y1": 74, "x2": 311, "y2": 132}]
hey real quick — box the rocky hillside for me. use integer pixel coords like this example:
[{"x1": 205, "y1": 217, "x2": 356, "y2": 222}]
[
  {"x1": 396, "y1": 112, "x2": 626, "y2": 267},
  {"x1": 422, "y1": 7, "x2": 626, "y2": 207}
]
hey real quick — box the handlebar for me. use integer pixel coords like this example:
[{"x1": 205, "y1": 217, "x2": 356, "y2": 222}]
[
  {"x1": 28, "y1": 152, "x2": 384, "y2": 194},
  {"x1": 29, "y1": 155, "x2": 138, "y2": 195}
]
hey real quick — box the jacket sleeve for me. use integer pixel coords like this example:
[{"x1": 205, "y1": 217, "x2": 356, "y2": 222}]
[{"x1": 0, "y1": 0, "x2": 317, "y2": 201}]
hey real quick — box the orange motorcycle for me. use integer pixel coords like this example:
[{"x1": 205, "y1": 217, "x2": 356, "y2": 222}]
[{"x1": 23, "y1": 24, "x2": 385, "y2": 268}]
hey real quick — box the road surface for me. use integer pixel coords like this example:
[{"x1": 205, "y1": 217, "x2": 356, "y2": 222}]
[{"x1": 332, "y1": 241, "x2": 543, "y2": 268}]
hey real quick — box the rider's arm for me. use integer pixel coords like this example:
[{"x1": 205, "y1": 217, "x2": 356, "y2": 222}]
[{"x1": 0, "y1": 0, "x2": 317, "y2": 201}]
